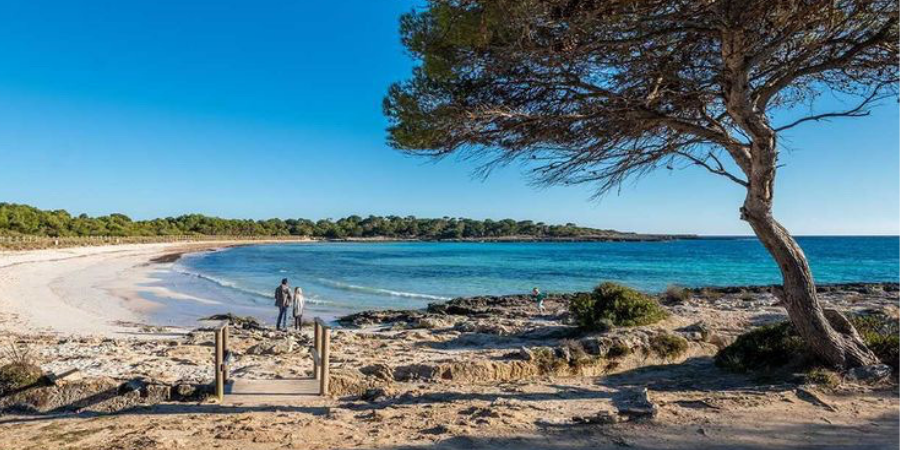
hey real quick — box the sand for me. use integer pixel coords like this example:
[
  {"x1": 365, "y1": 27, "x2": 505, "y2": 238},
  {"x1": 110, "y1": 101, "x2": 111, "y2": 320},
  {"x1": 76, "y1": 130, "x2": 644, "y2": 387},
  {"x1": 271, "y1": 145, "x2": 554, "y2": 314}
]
[{"x1": 0, "y1": 240, "x2": 299, "y2": 336}]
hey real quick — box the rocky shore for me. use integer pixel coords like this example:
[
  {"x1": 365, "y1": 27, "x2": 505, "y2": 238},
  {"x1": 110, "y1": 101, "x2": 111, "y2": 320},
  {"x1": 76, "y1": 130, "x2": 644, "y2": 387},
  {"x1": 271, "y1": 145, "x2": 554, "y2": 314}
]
[{"x1": 0, "y1": 282, "x2": 897, "y2": 449}]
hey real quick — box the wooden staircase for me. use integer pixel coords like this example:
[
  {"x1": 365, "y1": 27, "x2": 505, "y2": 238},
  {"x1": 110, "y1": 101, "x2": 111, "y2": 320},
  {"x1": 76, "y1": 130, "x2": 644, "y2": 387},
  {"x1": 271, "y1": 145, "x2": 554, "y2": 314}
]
[{"x1": 212, "y1": 318, "x2": 332, "y2": 406}]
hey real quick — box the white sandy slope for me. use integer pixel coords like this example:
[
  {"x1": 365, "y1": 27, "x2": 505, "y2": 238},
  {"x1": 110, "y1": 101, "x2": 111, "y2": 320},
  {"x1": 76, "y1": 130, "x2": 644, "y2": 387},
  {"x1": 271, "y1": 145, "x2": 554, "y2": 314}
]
[
  {"x1": 0, "y1": 241, "x2": 298, "y2": 337},
  {"x1": 0, "y1": 243, "x2": 183, "y2": 336}
]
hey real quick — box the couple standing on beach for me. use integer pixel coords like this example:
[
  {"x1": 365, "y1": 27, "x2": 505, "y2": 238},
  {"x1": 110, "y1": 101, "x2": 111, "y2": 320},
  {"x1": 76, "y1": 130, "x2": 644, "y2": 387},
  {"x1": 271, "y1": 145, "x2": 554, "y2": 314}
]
[{"x1": 274, "y1": 278, "x2": 304, "y2": 331}]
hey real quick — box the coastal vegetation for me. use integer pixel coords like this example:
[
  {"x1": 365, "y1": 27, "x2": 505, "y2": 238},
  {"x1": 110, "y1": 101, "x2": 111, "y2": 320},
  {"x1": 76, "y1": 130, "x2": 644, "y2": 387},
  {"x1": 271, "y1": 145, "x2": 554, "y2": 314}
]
[
  {"x1": 0, "y1": 343, "x2": 42, "y2": 397},
  {"x1": 648, "y1": 334, "x2": 690, "y2": 360},
  {"x1": 0, "y1": 202, "x2": 631, "y2": 240},
  {"x1": 385, "y1": 0, "x2": 897, "y2": 368},
  {"x1": 716, "y1": 313, "x2": 899, "y2": 373},
  {"x1": 569, "y1": 282, "x2": 669, "y2": 331}
]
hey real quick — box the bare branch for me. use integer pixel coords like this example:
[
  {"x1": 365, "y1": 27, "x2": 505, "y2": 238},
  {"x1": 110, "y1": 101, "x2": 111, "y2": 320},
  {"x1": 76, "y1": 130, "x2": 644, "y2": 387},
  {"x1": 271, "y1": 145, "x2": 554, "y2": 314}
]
[
  {"x1": 675, "y1": 151, "x2": 749, "y2": 186},
  {"x1": 774, "y1": 89, "x2": 884, "y2": 132},
  {"x1": 754, "y1": 17, "x2": 898, "y2": 110}
]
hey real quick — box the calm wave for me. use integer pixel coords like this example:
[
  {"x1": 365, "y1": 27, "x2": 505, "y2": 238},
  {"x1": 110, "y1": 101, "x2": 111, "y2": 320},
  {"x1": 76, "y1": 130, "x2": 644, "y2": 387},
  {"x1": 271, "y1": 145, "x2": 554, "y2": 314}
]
[{"x1": 152, "y1": 237, "x2": 898, "y2": 325}]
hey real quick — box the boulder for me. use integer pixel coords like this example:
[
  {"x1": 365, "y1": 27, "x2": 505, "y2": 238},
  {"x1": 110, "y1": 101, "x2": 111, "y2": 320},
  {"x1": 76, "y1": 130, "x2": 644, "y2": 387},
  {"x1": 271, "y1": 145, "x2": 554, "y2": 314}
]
[
  {"x1": 677, "y1": 322, "x2": 712, "y2": 341},
  {"x1": 578, "y1": 336, "x2": 614, "y2": 356},
  {"x1": 411, "y1": 316, "x2": 453, "y2": 329},
  {"x1": 173, "y1": 383, "x2": 197, "y2": 400},
  {"x1": 141, "y1": 384, "x2": 171, "y2": 402},
  {"x1": 616, "y1": 388, "x2": 659, "y2": 420},
  {"x1": 845, "y1": 364, "x2": 892, "y2": 383},
  {"x1": 573, "y1": 410, "x2": 622, "y2": 425},
  {"x1": 393, "y1": 364, "x2": 438, "y2": 382},
  {"x1": 518, "y1": 347, "x2": 534, "y2": 361},
  {"x1": 359, "y1": 363, "x2": 394, "y2": 382},
  {"x1": 247, "y1": 340, "x2": 294, "y2": 355},
  {"x1": 361, "y1": 387, "x2": 391, "y2": 402}
]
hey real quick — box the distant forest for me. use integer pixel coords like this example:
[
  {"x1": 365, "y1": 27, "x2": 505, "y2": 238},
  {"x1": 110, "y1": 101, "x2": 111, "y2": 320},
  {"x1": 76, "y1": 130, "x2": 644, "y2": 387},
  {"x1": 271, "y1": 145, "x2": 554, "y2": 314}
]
[{"x1": 0, "y1": 203, "x2": 625, "y2": 239}]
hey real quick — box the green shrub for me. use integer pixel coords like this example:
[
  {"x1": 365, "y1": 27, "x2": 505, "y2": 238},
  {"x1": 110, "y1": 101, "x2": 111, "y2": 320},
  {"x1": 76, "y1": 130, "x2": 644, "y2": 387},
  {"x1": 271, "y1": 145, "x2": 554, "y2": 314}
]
[
  {"x1": 0, "y1": 362, "x2": 43, "y2": 395},
  {"x1": 570, "y1": 282, "x2": 668, "y2": 331},
  {"x1": 570, "y1": 293, "x2": 604, "y2": 331},
  {"x1": 717, "y1": 314, "x2": 900, "y2": 374},
  {"x1": 531, "y1": 347, "x2": 567, "y2": 374},
  {"x1": 606, "y1": 342, "x2": 632, "y2": 359},
  {"x1": 715, "y1": 322, "x2": 809, "y2": 373},
  {"x1": 849, "y1": 314, "x2": 899, "y2": 372},
  {"x1": 804, "y1": 367, "x2": 841, "y2": 389},
  {"x1": 649, "y1": 333, "x2": 689, "y2": 360}
]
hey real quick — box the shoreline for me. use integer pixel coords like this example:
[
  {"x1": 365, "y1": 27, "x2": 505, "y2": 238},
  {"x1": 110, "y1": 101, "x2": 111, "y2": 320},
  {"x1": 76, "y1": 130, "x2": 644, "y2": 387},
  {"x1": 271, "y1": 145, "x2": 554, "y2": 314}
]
[
  {"x1": 0, "y1": 239, "x2": 311, "y2": 337},
  {"x1": 0, "y1": 240, "x2": 896, "y2": 338}
]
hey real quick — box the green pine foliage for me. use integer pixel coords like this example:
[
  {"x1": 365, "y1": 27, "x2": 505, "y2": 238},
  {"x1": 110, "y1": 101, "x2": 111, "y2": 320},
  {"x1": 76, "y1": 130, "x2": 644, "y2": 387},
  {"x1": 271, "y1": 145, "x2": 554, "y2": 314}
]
[{"x1": 0, "y1": 203, "x2": 621, "y2": 240}]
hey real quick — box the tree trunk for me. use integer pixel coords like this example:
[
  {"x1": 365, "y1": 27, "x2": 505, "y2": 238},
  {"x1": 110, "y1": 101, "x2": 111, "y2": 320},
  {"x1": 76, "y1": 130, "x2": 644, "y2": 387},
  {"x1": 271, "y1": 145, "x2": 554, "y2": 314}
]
[
  {"x1": 741, "y1": 202, "x2": 879, "y2": 369},
  {"x1": 718, "y1": 26, "x2": 878, "y2": 369}
]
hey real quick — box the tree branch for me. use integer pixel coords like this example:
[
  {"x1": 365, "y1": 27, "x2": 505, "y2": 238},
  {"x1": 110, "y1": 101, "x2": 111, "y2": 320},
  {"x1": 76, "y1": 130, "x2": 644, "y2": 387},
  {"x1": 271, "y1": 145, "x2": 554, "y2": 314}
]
[
  {"x1": 754, "y1": 17, "x2": 898, "y2": 110},
  {"x1": 675, "y1": 150, "x2": 749, "y2": 186},
  {"x1": 773, "y1": 89, "x2": 883, "y2": 132}
]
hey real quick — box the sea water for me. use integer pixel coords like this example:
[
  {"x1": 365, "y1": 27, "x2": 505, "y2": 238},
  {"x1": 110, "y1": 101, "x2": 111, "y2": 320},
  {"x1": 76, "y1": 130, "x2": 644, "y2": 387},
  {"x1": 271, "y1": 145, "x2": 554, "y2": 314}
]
[{"x1": 148, "y1": 237, "x2": 899, "y2": 326}]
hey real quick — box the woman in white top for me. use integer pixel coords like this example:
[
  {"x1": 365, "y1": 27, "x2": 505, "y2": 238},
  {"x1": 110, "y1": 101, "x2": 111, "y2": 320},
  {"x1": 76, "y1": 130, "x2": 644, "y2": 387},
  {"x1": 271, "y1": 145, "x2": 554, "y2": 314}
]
[{"x1": 292, "y1": 287, "x2": 305, "y2": 331}]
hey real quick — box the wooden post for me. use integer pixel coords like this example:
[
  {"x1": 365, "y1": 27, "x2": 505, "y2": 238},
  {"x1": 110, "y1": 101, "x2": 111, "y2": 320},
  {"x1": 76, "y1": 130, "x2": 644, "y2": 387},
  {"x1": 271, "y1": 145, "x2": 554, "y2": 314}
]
[
  {"x1": 320, "y1": 326, "x2": 331, "y2": 396},
  {"x1": 313, "y1": 321, "x2": 320, "y2": 380},
  {"x1": 214, "y1": 328, "x2": 224, "y2": 402},
  {"x1": 221, "y1": 325, "x2": 229, "y2": 385}
]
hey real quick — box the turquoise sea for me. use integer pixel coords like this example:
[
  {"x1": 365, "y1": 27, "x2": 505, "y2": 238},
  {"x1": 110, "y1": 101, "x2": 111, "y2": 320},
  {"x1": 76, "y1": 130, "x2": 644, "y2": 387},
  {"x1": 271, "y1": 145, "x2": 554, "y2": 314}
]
[{"x1": 148, "y1": 237, "x2": 899, "y2": 326}]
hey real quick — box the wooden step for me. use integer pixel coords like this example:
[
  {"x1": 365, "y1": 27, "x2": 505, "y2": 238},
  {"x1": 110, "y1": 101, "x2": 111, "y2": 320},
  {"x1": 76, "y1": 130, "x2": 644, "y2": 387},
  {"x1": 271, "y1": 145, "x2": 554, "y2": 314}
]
[{"x1": 223, "y1": 378, "x2": 321, "y2": 406}]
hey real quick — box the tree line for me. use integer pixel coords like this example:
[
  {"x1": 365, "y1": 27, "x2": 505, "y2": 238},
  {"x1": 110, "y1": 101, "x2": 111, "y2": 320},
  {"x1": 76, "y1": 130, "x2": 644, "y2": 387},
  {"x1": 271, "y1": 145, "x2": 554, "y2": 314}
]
[{"x1": 0, "y1": 203, "x2": 621, "y2": 239}]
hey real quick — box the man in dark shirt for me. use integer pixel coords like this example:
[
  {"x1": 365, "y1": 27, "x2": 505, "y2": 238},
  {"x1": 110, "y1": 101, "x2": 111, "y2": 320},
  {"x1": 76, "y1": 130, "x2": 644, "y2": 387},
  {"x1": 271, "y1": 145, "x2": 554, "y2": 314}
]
[{"x1": 274, "y1": 278, "x2": 293, "y2": 331}]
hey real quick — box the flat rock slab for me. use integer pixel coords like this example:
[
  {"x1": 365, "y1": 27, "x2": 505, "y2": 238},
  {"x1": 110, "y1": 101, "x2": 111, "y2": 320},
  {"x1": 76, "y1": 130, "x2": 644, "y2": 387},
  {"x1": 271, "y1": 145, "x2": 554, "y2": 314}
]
[{"x1": 223, "y1": 378, "x2": 321, "y2": 406}]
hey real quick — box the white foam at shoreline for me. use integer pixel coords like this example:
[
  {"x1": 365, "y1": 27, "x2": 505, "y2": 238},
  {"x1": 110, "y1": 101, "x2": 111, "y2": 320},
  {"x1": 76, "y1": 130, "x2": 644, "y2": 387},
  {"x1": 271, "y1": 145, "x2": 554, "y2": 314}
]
[
  {"x1": 171, "y1": 265, "x2": 331, "y2": 305},
  {"x1": 313, "y1": 277, "x2": 451, "y2": 301}
]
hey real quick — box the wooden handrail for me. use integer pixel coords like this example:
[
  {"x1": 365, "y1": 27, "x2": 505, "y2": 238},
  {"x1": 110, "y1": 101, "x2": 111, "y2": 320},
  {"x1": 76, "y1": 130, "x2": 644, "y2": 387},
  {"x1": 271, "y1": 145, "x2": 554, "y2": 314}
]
[
  {"x1": 312, "y1": 317, "x2": 332, "y2": 395},
  {"x1": 213, "y1": 317, "x2": 332, "y2": 401}
]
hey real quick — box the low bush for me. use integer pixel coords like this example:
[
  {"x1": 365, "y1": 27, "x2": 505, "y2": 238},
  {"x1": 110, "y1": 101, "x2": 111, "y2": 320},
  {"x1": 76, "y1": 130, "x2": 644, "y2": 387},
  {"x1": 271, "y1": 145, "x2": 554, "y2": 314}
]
[
  {"x1": 570, "y1": 282, "x2": 668, "y2": 331},
  {"x1": 531, "y1": 347, "x2": 568, "y2": 374},
  {"x1": 649, "y1": 333, "x2": 689, "y2": 360},
  {"x1": 804, "y1": 367, "x2": 841, "y2": 389},
  {"x1": 715, "y1": 322, "x2": 808, "y2": 373},
  {"x1": 606, "y1": 342, "x2": 632, "y2": 359},
  {"x1": 716, "y1": 313, "x2": 899, "y2": 374},
  {"x1": 849, "y1": 314, "x2": 899, "y2": 372},
  {"x1": 0, "y1": 362, "x2": 43, "y2": 396}
]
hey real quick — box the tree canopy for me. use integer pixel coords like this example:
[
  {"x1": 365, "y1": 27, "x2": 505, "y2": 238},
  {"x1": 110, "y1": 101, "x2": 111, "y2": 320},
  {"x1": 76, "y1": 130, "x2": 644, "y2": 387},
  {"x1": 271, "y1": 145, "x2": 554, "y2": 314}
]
[
  {"x1": 385, "y1": 0, "x2": 897, "y2": 193},
  {"x1": 384, "y1": 0, "x2": 897, "y2": 368},
  {"x1": 0, "y1": 203, "x2": 624, "y2": 240}
]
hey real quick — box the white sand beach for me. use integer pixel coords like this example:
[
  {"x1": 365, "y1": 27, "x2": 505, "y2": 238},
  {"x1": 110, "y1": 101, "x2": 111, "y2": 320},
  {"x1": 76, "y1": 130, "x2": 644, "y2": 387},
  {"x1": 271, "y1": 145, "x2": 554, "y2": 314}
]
[{"x1": 0, "y1": 241, "x2": 297, "y2": 336}]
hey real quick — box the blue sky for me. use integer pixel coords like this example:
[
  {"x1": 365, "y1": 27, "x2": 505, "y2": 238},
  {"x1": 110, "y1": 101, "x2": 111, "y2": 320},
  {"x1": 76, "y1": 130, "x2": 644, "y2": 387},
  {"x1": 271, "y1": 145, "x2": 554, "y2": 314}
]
[{"x1": 0, "y1": 1, "x2": 896, "y2": 235}]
